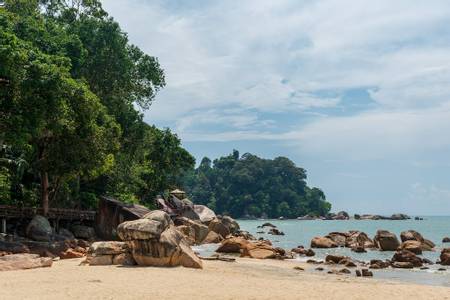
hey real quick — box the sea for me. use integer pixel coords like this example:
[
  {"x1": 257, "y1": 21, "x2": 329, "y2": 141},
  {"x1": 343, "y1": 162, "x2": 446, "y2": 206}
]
[{"x1": 194, "y1": 216, "x2": 450, "y2": 287}]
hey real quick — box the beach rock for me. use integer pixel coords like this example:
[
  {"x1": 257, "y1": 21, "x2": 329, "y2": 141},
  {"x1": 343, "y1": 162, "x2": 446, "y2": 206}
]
[
  {"x1": 315, "y1": 267, "x2": 324, "y2": 271},
  {"x1": 339, "y1": 268, "x2": 351, "y2": 274},
  {"x1": 291, "y1": 247, "x2": 315, "y2": 256},
  {"x1": 268, "y1": 228, "x2": 284, "y2": 236},
  {"x1": 310, "y1": 236, "x2": 337, "y2": 248},
  {"x1": 174, "y1": 217, "x2": 209, "y2": 244},
  {"x1": 142, "y1": 210, "x2": 172, "y2": 227},
  {"x1": 21, "y1": 240, "x2": 69, "y2": 257},
  {"x1": 392, "y1": 250, "x2": 423, "y2": 267},
  {"x1": 422, "y1": 258, "x2": 433, "y2": 265},
  {"x1": 129, "y1": 225, "x2": 202, "y2": 269},
  {"x1": 373, "y1": 230, "x2": 400, "y2": 251},
  {"x1": 241, "y1": 241, "x2": 279, "y2": 259},
  {"x1": 112, "y1": 253, "x2": 136, "y2": 266},
  {"x1": 0, "y1": 253, "x2": 53, "y2": 271},
  {"x1": 351, "y1": 246, "x2": 366, "y2": 253},
  {"x1": 440, "y1": 248, "x2": 450, "y2": 265},
  {"x1": 176, "y1": 225, "x2": 195, "y2": 245},
  {"x1": 208, "y1": 218, "x2": 230, "y2": 238},
  {"x1": 71, "y1": 225, "x2": 96, "y2": 240},
  {"x1": 88, "y1": 241, "x2": 129, "y2": 256},
  {"x1": 233, "y1": 230, "x2": 255, "y2": 240},
  {"x1": 399, "y1": 240, "x2": 423, "y2": 255},
  {"x1": 60, "y1": 248, "x2": 85, "y2": 259},
  {"x1": 88, "y1": 254, "x2": 113, "y2": 265},
  {"x1": 325, "y1": 232, "x2": 348, "y2": 246},
  {"x1": 354, "y1": 214, "x2": 361, "y2": 220},
  {"x1": 260, "y1": 222, "x2": 276, "y2": 228},
  {"x1": 293, "y1": 266, "x2": 304, "y2": 271},
  {"x1": 193, "y1": 205, "x2": 217, "y2": 224},
  {"x1": 355, "y1": 269, "x2": 361, "y2": 277},
  {"x1": 202, "y1": 231, "x2": 223, "y2": 244},
  {"x1": 400, "y1": 230, "x2": 434, "y2": 251},
  {"x1": 400, "y1": 230, "x2": 424, "y2": 243},
  {"x1": 443, "y1": 237, "x2": 450, "y2": 243},
  {"x1": 361, "y1": 269, "x2": 373, "y2": 277},
  {"x1": 297, "y1": 215, "x2": 316, "y2": 220},
  {"x1": 392, "y1": 261, "x2": 414, "y2": 269},
  {"x1": 307, "y1": 259, "x2": 323, "y2": 264},
  {"x1": 369, "y1": 259, "x2": 390, "y2": 269},
  {"x1": 325, "y1": 254, "x2": 346, "y2": 264},
  {"x1": 216, "y1": 237, "x2": 249, "y2": 253},
  {"x1": 117, "y1": 218, "x2": 168, "y2": 241},
  {"x1": 26, "y1": 215, "x2": 53, "y2": 242},
  {"x1": 0, "y1": 240, "x2": 30, "y2": 254},
  {"x1": 346, "y1": 231, "x2": 374, "y2": 248}
]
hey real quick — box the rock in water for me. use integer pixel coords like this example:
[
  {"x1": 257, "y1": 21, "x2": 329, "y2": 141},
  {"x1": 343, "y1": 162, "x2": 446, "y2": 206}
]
[
  {"x1": 208, "y1": 216, "x2": 239, "y2": 238},
  {"x1": 392, "y1": 250, "x2": 423, "y2": 267},
  {"x1": 0, "y1": 253, "x2": 53, "y2": 271},
  {"x1": 26, "y1": 215, "x2": 53, "y2": 242},
  {"x1": 310, "y1": 236, "x2": 338, "y2": 248},
  {"x1": 373, "y1": 230, "x2": 400, "y2": 251},
  {"x1": 202, "y1": 231, "x2": 223, "y2": 244},
  {"x1": 443, "y1": 237, "x2": 450, "y2": 243},
  {"x1": 440, "y1": 248, "x2": 450, "y2": 265}
]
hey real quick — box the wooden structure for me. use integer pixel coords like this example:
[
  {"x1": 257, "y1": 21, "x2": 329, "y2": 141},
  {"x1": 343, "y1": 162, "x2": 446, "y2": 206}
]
[
  {"x1": 0, "y1": 205, "x2": 96, "y2": 233},
  {"x1": 95, "y1": 196, "x2": 150, "y2": 240}
]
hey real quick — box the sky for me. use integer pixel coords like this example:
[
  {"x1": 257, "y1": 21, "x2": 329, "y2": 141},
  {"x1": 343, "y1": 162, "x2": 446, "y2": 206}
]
[{"x1": 102, "y1": 0, "x2": 450, "y2": 215}]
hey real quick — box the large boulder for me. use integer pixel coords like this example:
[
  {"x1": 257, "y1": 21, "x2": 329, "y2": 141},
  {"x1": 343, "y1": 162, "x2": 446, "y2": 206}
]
[
  {"x1": 216, "y1": 237, "x2": 249, "y2": 253},
  {"x1": 129, "y1": 225, "x2": 202, "y2": 269},
  {"x1": 399, "y1": 240, "x2": 423, "y2": 254},
  {"x1": 310, "y1": 236, "x2": 338, "y2": 248},
  {"x1": 88, "y1": 241, "x2": 129, "y2": 256},
  {"x1": 241, "y1": 241, "x2": 280, "y2": 259},
  {"x1": 325, "y1": 232, "x2": 348, "y2": 247},
  {"x1": 373, "y1": 230, "x2": 400, "y2": 251},
  {"x1": 202, "y1": 231, "x2": 223, "y2": 244},
  {"x1": 440, "y1": 248, "x2": 450, "y2": 265},
  {"x1": 26, "y1": 215, "x2": 53, "y2": 242},
  {"x1": 392, "y1": 250, "x2": 423, "y2": 267},
  {"x1": 208, "y1": 216, "x2": 239, "y2": 238},
  {"x1": 346, "y1": 231, "x2": 374, "y2": 248},
  {"x1": 71, "y1": 225, "x2": 96, "y2": 240},
  {"x1": 0, "y1": 253, "x2": 53, "y2": 271},
  {"x1": 174, "y1": 217, "x2": 209, "y2": 244},
  {"x1": 193, "y1": 205, "x2": 217, "y2": 224},
  {"x1": 117, "y1": 218, "x2": 168, "y2": 241},
  {"x1": 400, "y1": 230, "x2": 434, "y2": 251},
  {"x1": 334, "y1": 211, "x2": 350, "y2": 220}
]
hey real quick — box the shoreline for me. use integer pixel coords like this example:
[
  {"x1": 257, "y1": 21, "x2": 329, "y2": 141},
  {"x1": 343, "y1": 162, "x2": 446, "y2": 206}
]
[{"x1": 1, "y1": 257, "x2": 449, "y2": 300}]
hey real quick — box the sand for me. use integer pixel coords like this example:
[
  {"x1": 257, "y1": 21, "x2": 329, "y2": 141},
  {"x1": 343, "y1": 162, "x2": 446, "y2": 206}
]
[{"x1": 1, "y1": 257, "x2": 449, "y2": 300}]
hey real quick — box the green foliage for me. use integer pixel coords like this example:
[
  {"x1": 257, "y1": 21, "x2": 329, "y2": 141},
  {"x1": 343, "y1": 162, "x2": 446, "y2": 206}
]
[
  {"x1": 0, "y1": 1, "x2": 191, "y2": 210},
  {"x1": 182, "y1": 151, "x2": 331, "y2": 218}
]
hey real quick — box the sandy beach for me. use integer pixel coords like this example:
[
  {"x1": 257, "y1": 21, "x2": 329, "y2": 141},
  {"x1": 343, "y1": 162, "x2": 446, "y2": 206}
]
[{"x1": 1, "y1": 258, "x2": 448, "y2": 300}]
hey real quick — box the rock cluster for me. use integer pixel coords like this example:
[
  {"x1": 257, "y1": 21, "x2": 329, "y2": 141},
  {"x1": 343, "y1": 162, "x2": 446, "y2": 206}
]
[
  {"x1": 117, "y1": 210, "x2": 202, "y2": 269},
  {"x1": 85, "y1": 241, "x2": 134, "y2": 266},
  {"x1": 311, "y1": 230, "x2": 374, "y2": 249}
]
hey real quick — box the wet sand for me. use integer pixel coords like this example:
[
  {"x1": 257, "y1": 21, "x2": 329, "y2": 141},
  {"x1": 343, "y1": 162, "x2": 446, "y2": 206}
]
[{"x1": 1, "y1": 257, "x2": 449, "y2": 300}]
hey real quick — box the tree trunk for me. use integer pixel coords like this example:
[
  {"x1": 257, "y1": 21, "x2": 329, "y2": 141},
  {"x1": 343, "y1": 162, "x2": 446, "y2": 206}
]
[{"x1": 41, "y1": 171, "x2": 49, "y2": 216}]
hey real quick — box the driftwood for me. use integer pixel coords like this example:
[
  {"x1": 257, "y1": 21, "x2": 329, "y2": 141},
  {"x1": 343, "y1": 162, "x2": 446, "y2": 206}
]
[{"x1": 199, "y1": 255, "x2": 236, "y2": 262}]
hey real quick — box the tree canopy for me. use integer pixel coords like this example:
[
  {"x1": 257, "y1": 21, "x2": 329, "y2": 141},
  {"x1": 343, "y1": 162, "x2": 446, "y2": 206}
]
[
  {"x1": 182, "y1": 150, "x2": 331, "y2": 218},
  {"x1": 0, "y1": 0, "x2": 194, "y2": 211}
]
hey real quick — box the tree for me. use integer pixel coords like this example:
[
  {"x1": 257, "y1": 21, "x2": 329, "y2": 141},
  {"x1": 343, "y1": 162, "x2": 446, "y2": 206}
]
[
  {"x1": 182, "y1": 151, "x2": 331, "y2": 218},
  {"x1": 0, "y1": 7, "x2": 119, "y2": 213}
]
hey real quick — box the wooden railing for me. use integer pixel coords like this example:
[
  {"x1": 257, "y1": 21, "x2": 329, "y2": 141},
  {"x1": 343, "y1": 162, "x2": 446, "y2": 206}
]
[{"x1": 0, "y1": 205, "x2": 96, "y2": 221}]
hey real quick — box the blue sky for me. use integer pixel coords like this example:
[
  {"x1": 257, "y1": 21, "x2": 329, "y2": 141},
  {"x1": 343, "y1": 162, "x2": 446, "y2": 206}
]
[{"x1": 102, "y1": 0, "x2": 450, "y2": 215}]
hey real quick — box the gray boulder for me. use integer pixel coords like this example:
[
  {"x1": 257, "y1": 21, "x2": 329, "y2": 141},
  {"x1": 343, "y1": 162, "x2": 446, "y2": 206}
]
[
  {"x1": 26, "y1": 215, "x2": 53, "y2": 241},
  {"x1": 193, "y1": 205, "x2": 217, "y2": 224},
  {"x1": 71, "y1": 225, "x2": 96, "y2": 240},
  {"x1": 373, "y1": 230, "x2": 400, "y2": 251}
]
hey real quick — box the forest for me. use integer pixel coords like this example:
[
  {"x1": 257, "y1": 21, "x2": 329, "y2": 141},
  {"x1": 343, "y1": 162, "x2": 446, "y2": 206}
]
[
  {"x1": 0, "y1": 0, "x2": 331, "y2": 218},
  {"x1": 182, "y1": 150, "x2": 331, "y2": 218}
]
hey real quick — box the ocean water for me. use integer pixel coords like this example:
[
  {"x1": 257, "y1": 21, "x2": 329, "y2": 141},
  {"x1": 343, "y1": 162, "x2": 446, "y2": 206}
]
[{"x1": 196, "y1": 216, "x2": 450, "y2": 287}]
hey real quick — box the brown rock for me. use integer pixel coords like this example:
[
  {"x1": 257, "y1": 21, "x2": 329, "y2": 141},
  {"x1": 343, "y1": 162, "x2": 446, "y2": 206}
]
[
  {"x1": 0, "y1": 253, "x2": 53, "y2": 271},
  {"x1": 88, "y1": 241, "x2": 129, "y2": 256},
  {"x1": 373, "y1": 230, "x2": 400, "y2": 251},
  {"x1": 112, "y1": 253, "x2": 136, "y2": 266},
  {"x1": 399, "y1": 240, "x2": 423, "y2": 255},
  {"x1": 310, "y1": 236, "x2": 337, "y2": 248},
  {"x1": 361, "y1": 269, "x2": 373, "y2": 277},
  {"x1": 392, "y1": 250, "x2": 423, "y2": 267},
  {"x1": 325, "y1": 254, "x2": 346, "y2": 264},
  {"x1": 392, "y1": 261, "x2": 414, "y2": 269},
  {"x1": 202, "y1": 231, "x2": 223, "y2": 244},
  {"x1": 440, "y1": 248, "x2": 450, "y2": 265},
  {"x1": 443, "y1": 237, "x2": 450, "y2": 243},
  {"x1": 88, "y1": 255, "x2": 113, "y2": 266},
  {"x1": 216, "y1": 237, "x2": 249, "y2": 253},
  {"x1": 60, "y1": 248, "x2": 85, "y2": 259},
  {"x1": 326, "y1": 232, "x2": 348, "y2": 247}
]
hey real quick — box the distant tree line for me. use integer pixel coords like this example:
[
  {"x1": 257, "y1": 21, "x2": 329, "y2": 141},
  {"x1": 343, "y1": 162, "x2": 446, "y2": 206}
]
[{"x1": 182, "y1": 150, "x2": 331, "y2": 218}]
